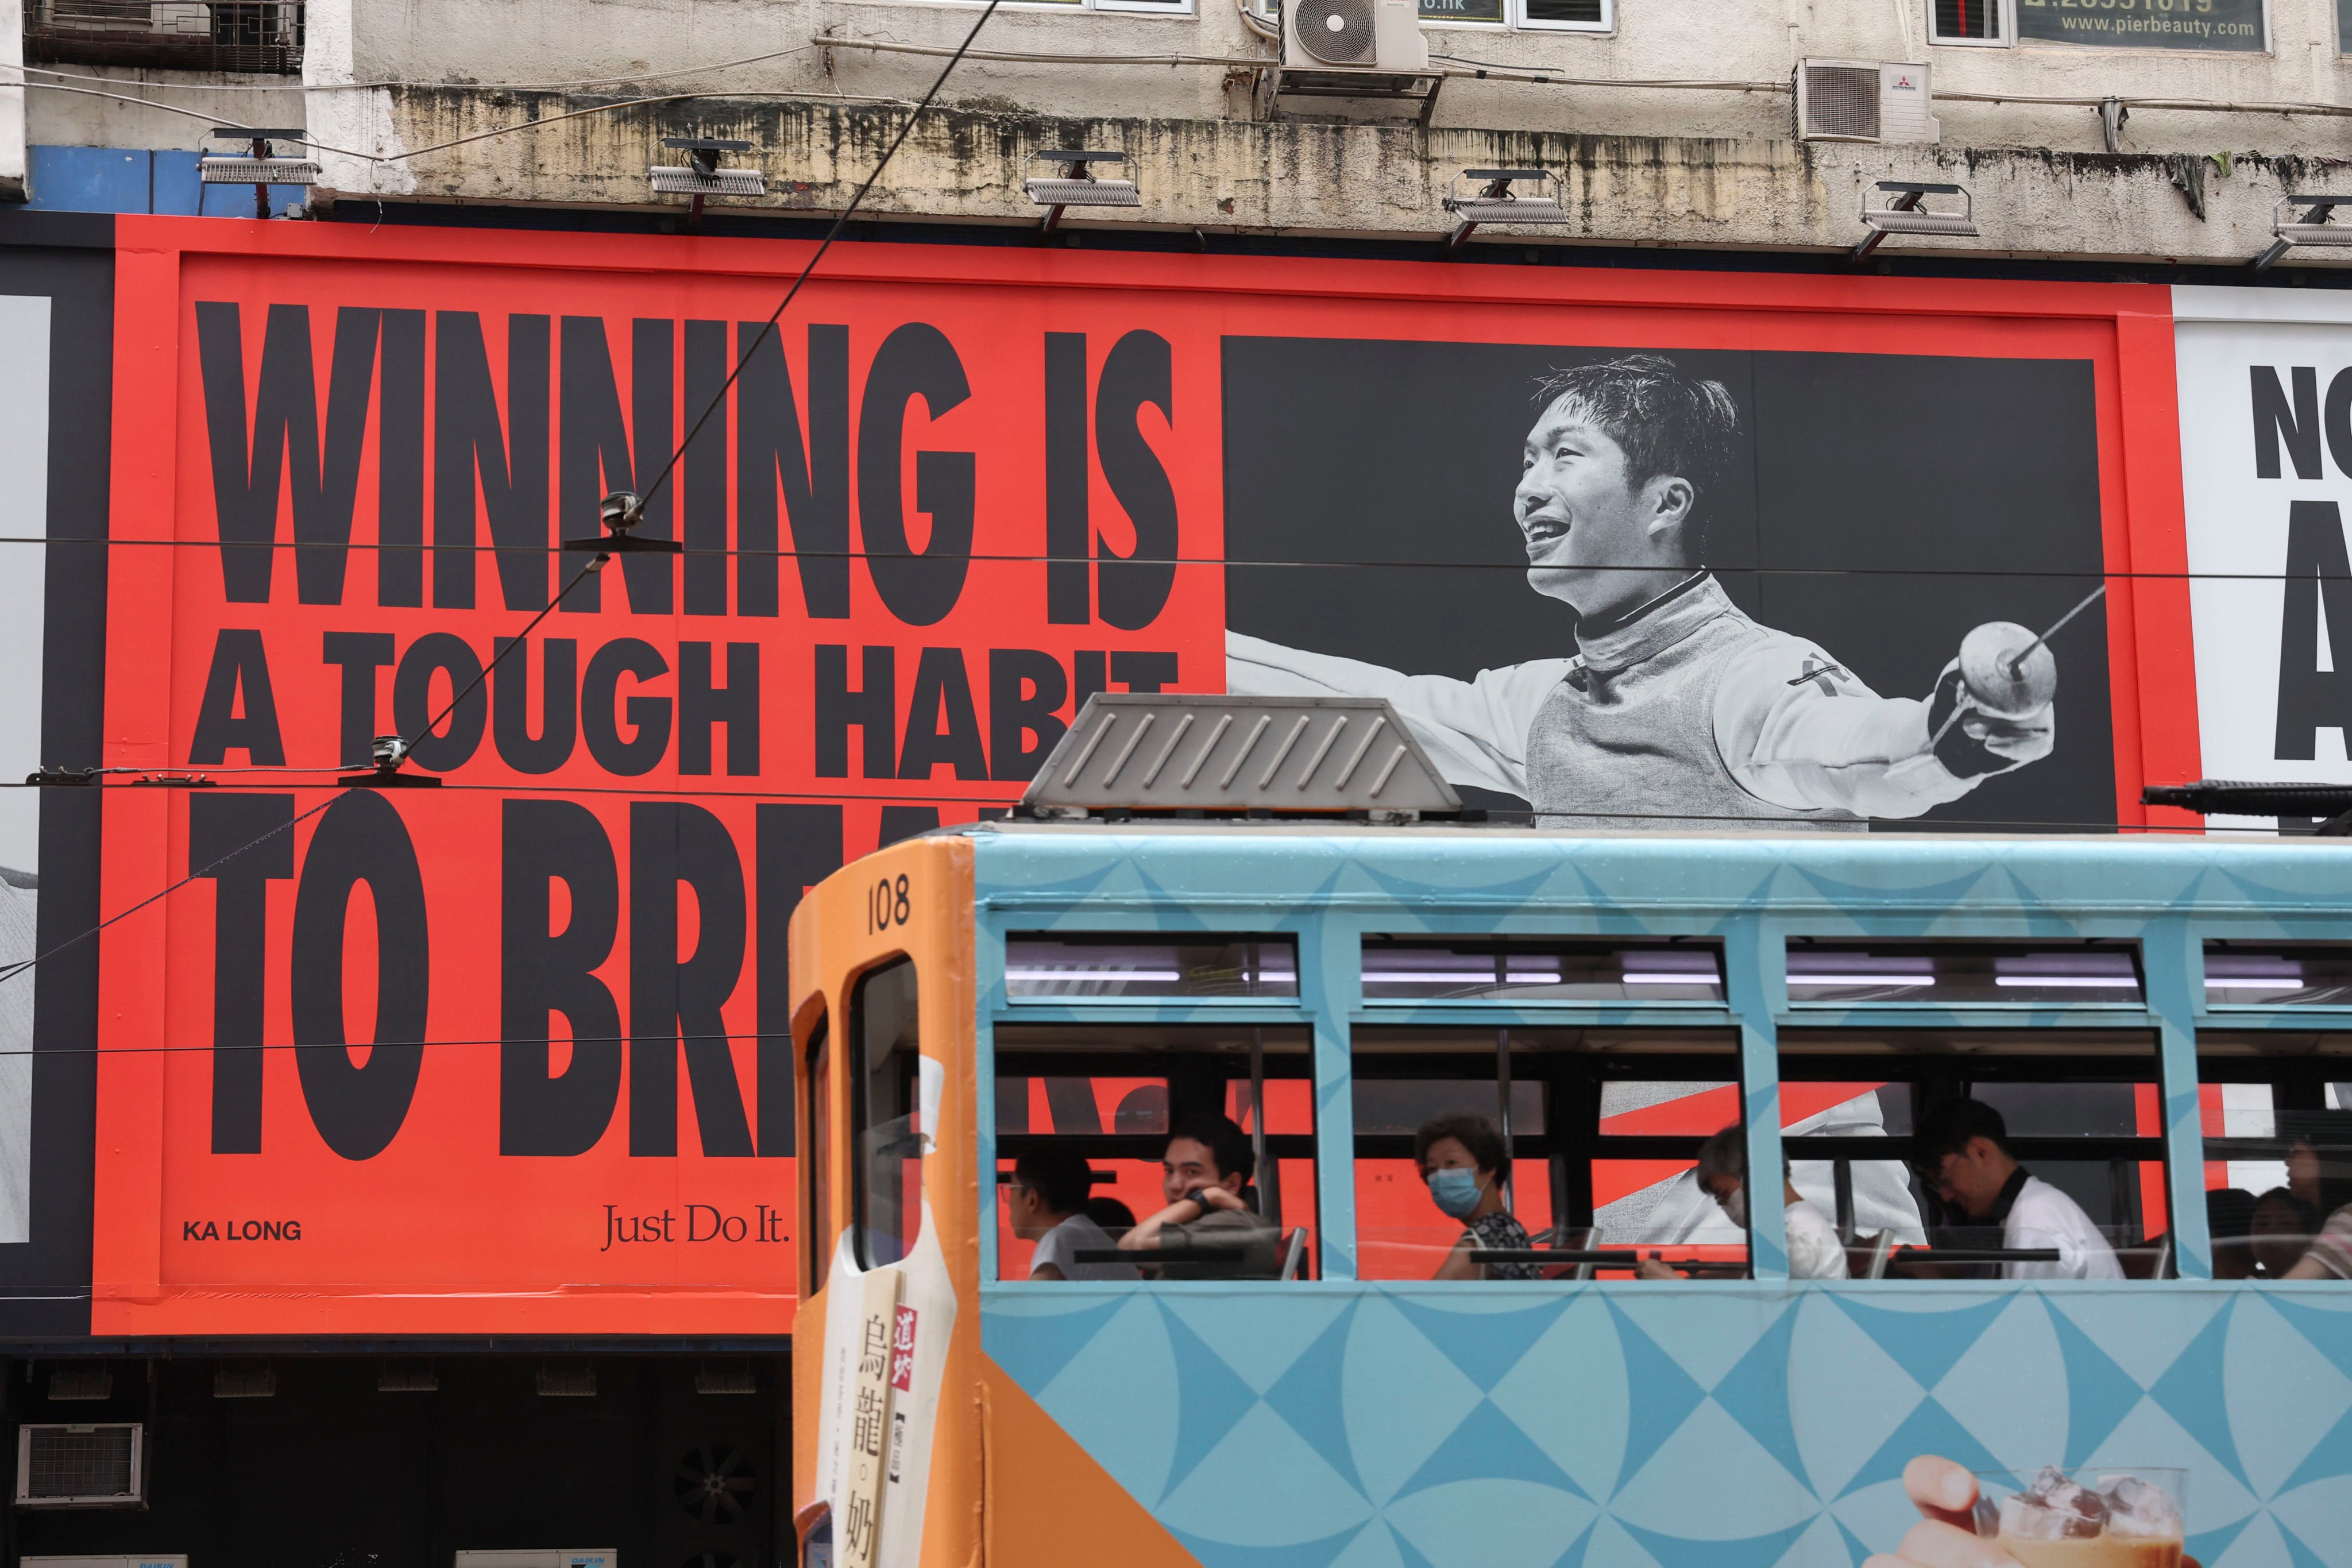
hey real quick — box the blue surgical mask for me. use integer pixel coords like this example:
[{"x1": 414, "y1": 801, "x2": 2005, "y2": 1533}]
[{"x1": 1428, "y1": 1167, "x2": 1484, "y2": 1221}]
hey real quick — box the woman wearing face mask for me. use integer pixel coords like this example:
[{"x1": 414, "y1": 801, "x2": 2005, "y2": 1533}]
[{"x1": 1415, "y1": 1114, "x2": 1542, "y2": 1281}]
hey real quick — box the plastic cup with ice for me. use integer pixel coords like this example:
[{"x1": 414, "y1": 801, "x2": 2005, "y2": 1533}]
[{"x1": 1972, "y1": 1467, "x2": 2185, "y2": 1568}]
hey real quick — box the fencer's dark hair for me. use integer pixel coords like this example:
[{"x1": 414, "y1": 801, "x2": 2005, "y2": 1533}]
[
  {"x1": 1013, "y1": 1145, "x2": 1096, "y2": 1215},
  {"x1": 1694, "y1": 1123, "x2": 1789, "y2": 1186},
  {"x1": 1169, "y1": 1113, "x2": 1256, "y2": 1184},
  {"x1": 1413, "y1": 1113, "x2": 1509, "y2": 1176},
  {"x1": 1532, "y1": 353, "x2": 1741, "y2": 545},
  {"x1": 1909, "y1": 1097, "x2": 2017, "y2": 1172}
]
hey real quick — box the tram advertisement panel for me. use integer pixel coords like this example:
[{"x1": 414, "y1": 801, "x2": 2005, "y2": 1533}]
[
  {"x1": 91, "y1": 218, "x2": 2189, "y2": 1334},
  {"x1": 2175, "y1": 287, "x2": 2352, "y2": 834}
]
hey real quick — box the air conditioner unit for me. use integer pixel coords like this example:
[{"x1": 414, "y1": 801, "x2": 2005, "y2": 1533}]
[
  {"x1": 1283, "y1": 0, "x2": 1427, "y2": 74},
  {"x1": 1795, "y1": 59, "x2": 1938, "y2": 145},
  {"x1": 15, "y1": 1423, "x2": 144, "y2": 1508}
]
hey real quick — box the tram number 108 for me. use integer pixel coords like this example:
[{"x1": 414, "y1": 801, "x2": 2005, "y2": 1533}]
[{"x1": 867, "y1": 874, "x2": 912, "y2": 935}]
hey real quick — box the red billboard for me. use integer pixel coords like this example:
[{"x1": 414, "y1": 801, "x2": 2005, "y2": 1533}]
[{"x1": 85, "y1": 215, "x2": 2196, "y2": 1335}]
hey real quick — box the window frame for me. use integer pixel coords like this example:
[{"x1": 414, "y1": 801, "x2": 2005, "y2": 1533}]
[
  {"x1": 801, "y1": 1011, "x2": 833, "y2": 1295},
  {"x1": 849, "y1": 957, "x2": 925, "y2": 1272},
  {"x1": 1413, "y1": 0, "x2": 1613, "y2": 30},
  {"x1": 1928, "y1": 0, "x2": 2014, "y2": 47}
]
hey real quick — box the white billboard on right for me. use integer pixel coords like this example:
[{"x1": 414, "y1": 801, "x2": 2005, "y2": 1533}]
[{"x1": 2175, "y1": 286, "x2": 2352, "y2": 832}]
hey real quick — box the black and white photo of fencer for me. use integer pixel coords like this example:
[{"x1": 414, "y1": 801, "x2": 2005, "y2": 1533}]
[
  {"x1": 1223, "y1": 339, "x2": 2115, "y2": 836},
  {"x1": 0, "y1": 292, "x2": 51, "y2": 1248},
  {"x1": 1222, "y1": 339, "x2": 2111, "y2": 1248}
]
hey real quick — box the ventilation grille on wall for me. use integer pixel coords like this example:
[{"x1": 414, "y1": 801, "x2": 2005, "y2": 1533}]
[
  {"x1": 47, "y1": 1365, "x2": 113, "y2": 1403},
  {"x1": 536, "y1": 1362, "x2": 597, "y2": 1398},
  {"x1": 378, "y1": 1361, "x2": 438, "y2": 1393},
  {"x1": 213, "y1": 1365, "x2": 275, "y2": 1399},
  {"x1": 16, "y1": 1424, "x2": 143, "y2": 1507}
]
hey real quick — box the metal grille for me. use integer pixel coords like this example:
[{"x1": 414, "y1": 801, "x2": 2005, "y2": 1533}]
[
  {"x1": 22, "y1": 1425, "x2": 135, "y2": 1501},
  {"x1": 26, "y1": 0, "x2": 304, "y2": 74},
  {"x1": 1021, "y1": 177, "x2": 1140, "y2": 207},
  {"x1": 1022, "y1": 695, "x2": 1459, "y2": 818},
  {"x1": 1802, "y1": 64, "x2": 1879, "y2": 141},
  {"x1": 648, "y1": 166, "x2": 767, "y2": 196},
  {"x1": 1293, "y1": 0, "x2": 1376, "y2": 65}
]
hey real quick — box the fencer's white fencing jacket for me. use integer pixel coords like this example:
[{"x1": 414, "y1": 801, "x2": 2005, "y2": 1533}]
[{"x1": 1228, "y1": 573, "x2": 1984, "y2": 831}]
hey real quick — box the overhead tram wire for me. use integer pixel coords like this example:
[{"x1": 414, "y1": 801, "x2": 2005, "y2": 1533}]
[
  {"x1": 9, "y1": 535, "x2": 2349, "y2": 585},
  {"x1": 627, "y1": 0, "x2": 1007, "y2": 521},
  {"x1": 0, "y1": 0, "x2": 1011, "y2": 993}
]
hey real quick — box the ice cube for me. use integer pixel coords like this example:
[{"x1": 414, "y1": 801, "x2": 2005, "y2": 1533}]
[
  {"x1": 2024, "y1": 1466, "x2": 2073, "y2": 1500},
  {"x1": 2098, "y1": 1476, "x2": 2181, "y2": 1539},
  {"x1": 2001, "y1": 1496, "x2": 2074, "y2": 1543}
]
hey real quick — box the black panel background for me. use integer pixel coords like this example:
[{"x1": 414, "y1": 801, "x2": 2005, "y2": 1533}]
[
  {"x1": 0, "y1": 212, "x2": 114, "y2": 1335},
  {"x1": 1222, "y1": 337, "x2": 2115, "y2": 829}
]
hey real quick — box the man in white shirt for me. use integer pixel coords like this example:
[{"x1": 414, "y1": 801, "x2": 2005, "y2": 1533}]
[
  {"x1": 1227, "y1": 353, "x2": 2058, "y2": 831},
  {"x1": 1638, "y1": 1123, "x2": 1849, "y2": 1279},
  {"x1": 1006, "y1": 1147, "x2": 1140, "y2": 1282},
  {"x1": 1910, "y1": 1099, "x2": 2124, "y2": 1282}
]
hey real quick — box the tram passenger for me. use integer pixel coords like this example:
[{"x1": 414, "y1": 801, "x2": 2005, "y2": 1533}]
[
  {"x1": 1117, "y1": 1114, "x2": 1282, "y2": 1280},
  {"x1": 1909, "y1": 1100, "x2": 2123, "y2": 1281},
  {"x1": 1636, "y1": 1124, "x2": 1847, "y2": 1280},
  {"x1": 2283, "y1": 1202, "x2": 2352, "y2": 1280},
  {"x1": 1007, "y1": 1148, "x2": 1140, "y2": 1282},
  {"x1": 1413, "y1": 1113, "x2": 1541, "y2": 1281},
  {"x1": 1082, "y1": 1195, "x2": 1138, "y2": 1239},
  {"x1": 2207, "y1": 1187, "x2": 2258, "y2": 1280},
  {"x1": 2250, "y1": 1187, "x2": 2322, "y2": 1279}
]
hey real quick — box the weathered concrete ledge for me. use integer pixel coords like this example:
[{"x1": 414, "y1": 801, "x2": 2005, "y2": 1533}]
[{"x1": 316, "y1": 92, "x2": 2352, "y2": 267}]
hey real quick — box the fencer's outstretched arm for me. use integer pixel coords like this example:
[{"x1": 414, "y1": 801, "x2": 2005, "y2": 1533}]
[
  {"x1": 1226, "y1": 630, "x2": 1570, "y2": 799},
  {"x1": 1715, "y1": 643, "x2": 2054, "y2": 819}
]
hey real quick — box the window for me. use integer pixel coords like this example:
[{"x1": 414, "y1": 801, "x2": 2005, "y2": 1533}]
[
  {"x1": 802, "y1": 1014, "x2": 832, "y2": 1293},
  {"x1": 2017, "y1": 0, "x2": 2265, "y2": 53},
  {"x1": 1353, "y1": 1026, "x2": 1748, "y2": 1281},
  {"x1": 1361, "y1": 937, "x2": 1722, "y2": 1003},
  {"x1": 2196, "y1": 1033, "x2": 2352, "y2": 1280},
  {"x1": 2204, "y1": 943, "x2": 2352, "y2": 1006},
  {"x1": 1937, "y1": 0, "x2": 2268, "y2": 52},
  {"x1": 1004, "y1": 934, "x2": 1297, "y2": 1000},
  {"x1": 852, "y1": 961, "x2": 924, "y2": 1270},
  {"x1": 1782, "y1": 1029, "x2": 2171, "y2": 1280},
  {"x1": 1418, "y1": 0, "x2": 1609, "y2": 29},
  {"x1": 1785, "y1": 940, "x2": 2141, "y2": 1005},
  {"x1": 994, "y1": 1023, "x2": 1315, "y2": 1281},
  {"x1": 1930, "y1": 0, "x2": 2010, "y2": 43}
]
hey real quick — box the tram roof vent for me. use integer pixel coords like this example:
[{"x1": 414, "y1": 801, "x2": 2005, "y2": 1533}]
[{"x1": 1019, "y1": 695, "x2": 1460, "y2": 822}]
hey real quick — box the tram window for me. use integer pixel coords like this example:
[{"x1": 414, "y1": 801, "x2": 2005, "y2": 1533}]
[
  {"x1": 803, "y1": 1014, "x2": 832, "y2": 1293},
  {"x1": 1782, "y1": 1029, "x2": 2168, "y2": 1281},
  {"x1": 2195, "y1": 1033, "x2": 2352, "y2": 1280},
  {"x1": 994, "y1": 1023, "x2": 1315, "y2": 1282},
  {"x1": 1003, "y1": 934, "x2": 1297, "y2": 999},
  {"x1": 2204, "y1": 943, "x2": 2352, "y2": 1006},
  {"x1": 1360, "y1": 938, "x2": 1723, "y2": 1002},
  {"x1": 1785, "y1": 940, "x2": 2142, "y2": 1005},
  {"x1": 852, "y1": 960, "x2": 925, "y2": 1270},
  {"x1": 1353, "y1": 1026, "x2": 1748, "y2": 1281}
]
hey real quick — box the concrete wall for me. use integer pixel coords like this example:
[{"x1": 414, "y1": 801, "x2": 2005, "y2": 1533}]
[{"x1": 18, "y1": 0, "x2": 2352, "y2": 256}]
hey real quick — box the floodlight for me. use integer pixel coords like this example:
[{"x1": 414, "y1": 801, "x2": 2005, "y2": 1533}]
[
  {"x1": 1024, "y1": 150, "x2": 1139, "y2": 234},
  {"x1": 1440, "y1": 169, "x2": 1569, "y2": 255},
  {"x1": 1852, "y1": 180, "x2": 1977, "y2": 259},
  {"x1": 2253, "y1": 195, "x2": 2352, "y2": 272},
  {"x1": 649, "y1": 137, "x2": 766, "y2": 198},
  {"x1": 198, "y1": 128, "x2": 316, "y2": 219}
]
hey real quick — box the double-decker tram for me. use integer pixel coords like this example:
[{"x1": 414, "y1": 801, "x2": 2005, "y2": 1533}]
[{"x1": 788, "y1": 698, "x2": 2352, "y2": 1568}]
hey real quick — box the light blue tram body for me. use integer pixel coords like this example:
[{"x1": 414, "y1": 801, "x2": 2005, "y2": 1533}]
[{"x1": 964, "y1": 827, "x2": 2352, "y2": 1568}]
